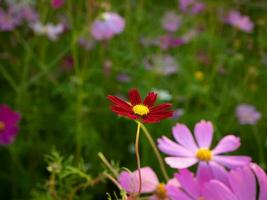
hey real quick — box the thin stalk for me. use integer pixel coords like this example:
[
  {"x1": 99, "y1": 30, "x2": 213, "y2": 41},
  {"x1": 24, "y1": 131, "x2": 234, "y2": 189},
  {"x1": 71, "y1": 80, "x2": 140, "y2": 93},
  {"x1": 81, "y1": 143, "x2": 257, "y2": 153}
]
[
  {"x1": 135, "y1": 121, "x2": 142, "y2": 195},
  {"x1": 252, "y1": 126, "x2": 265, "y2": 168},
  {"x1": 139, "y1": 122, "x2": 169, "y2": 181},
  {"x1": 98, "y1": 152, "x2": 118, "y2": 177}
]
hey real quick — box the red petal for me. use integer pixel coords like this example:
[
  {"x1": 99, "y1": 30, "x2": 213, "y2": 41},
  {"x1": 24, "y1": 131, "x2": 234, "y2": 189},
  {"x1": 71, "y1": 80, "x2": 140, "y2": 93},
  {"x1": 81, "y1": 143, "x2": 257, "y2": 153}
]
[
  {"x1": 128, "y1": 88, "x2": 142, "y2": 106},
  {"x1": 110, "y1": 106, "x2": 138, "y2": 120},
  {"x1": 142, "y1": 111, "x2": 173, "y2": 123},
  {"x1": 150, "y1": 103, "x2": 172, "y2": 113},
  {"x1": 107, "y1": 95, "x2": 132, "y2": 111},
  {"x1": 143, "y1": 92, "x2": 157, "y2": 107}
]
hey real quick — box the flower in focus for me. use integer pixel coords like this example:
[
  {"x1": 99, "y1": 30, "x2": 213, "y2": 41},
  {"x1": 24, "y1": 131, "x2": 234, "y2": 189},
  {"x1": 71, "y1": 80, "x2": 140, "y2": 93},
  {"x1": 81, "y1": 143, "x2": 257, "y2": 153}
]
[
  {"x1": 118, "y1": 167, "x2": 179, "y2": 199},
  {"x1": 51, "y1": 0, "x2": 65, "y2": 9},
  {"x1": 0, "y1": 7, "x2": 21, "y2": 31},
  {"x1": 158, "y1": 120, "x2": 251, "y2": 170},
  {"x1": 31, "y1": 22, "x2": 64, "y2": 41},
  {"x1": 0, "y1": 105, "x2": 21, "y2": 145},
  {"x1": 144, "y1": 54, "x2": 179, "y2": 76},
  {"x1": 161, "y1": 11, "x2": 181, "y2": 32},
  {"x1": 91, "y1": 12, "x2": 125, "y2": 41},
  {"x1": 236, "y1": 104, "x2": 261, "y2": 125},
  {"x1": 107, "y1": 88, "x2": 173, "y2": 123},
  {"x1": 225, "y1": 10, "x2": 254, "y2": 33},
  {"x1": 179, "y1": 0, "x2": 205, "y2": 15}
]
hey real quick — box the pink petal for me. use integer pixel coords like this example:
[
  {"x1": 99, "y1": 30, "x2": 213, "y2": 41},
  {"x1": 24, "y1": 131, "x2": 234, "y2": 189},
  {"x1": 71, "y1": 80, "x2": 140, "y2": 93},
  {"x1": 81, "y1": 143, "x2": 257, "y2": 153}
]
[
  {"x1": 228, "y1": 167, "x2": 256, "y2": 200},
  {"x1": 157, "y1": 136, "x2": 194, "y2": 157},
  {"x1": 166, "y1": 185, "x2": 192, "y2": 200},
  {"x1": 118, "y1": 167, "x2": 159, "y2": 194},
  {"x1": 165, "y1": 157, "x2": 198, "y2": 169},
  {"x1": 212, "y1": 135, "x2": 240, "y2": 155},
  {"x1": 194, "y1": 120, "x2": 213, "y2": 148},
  {"x1": 250, "y1": 163, "x2": 267, "y2": 200},
  {"x1": 209, "y1": 161, "x2": 230, "y2": 187},
  {"x1": 175, "y1": 169, "x2": 200, "y2": 199},
  {"x1": 172, "y1": 123, "x2": 198, "y2": 151},
  {"x1": 196, "y1": 162, "x2": 213, "y2": 186},
  {"x1": 203, "y1": 180, "x2": 238, "y2": 200},
  {"x1": 213, "y1": 155, "x2": 251, "y2": 169}
]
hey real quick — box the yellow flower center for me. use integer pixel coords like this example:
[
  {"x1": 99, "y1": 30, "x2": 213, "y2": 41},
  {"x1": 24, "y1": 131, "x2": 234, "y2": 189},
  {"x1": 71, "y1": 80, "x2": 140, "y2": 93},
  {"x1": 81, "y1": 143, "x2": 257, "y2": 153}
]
[
  {"x1": 132, "y1": 104, "x2": 149, "y2": 116},
  {"x1": 198, "y1": 197, "x2": 205, "y2": 200},
  {"x1": 196, "y1": 148, "x2": 213, "y2": 161},
  {"x1": 0, "y1": 121, "x2": 6, "y2": 132},
  {"x1": 155, "y1": 183, "x2": 167, "y2": 199}
]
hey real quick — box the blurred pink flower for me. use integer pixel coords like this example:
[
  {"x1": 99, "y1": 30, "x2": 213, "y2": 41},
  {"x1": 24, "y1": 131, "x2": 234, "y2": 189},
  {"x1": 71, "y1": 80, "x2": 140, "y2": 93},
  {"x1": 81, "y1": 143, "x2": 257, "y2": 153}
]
[
  {"x1": 236, "y1": 104, "x2": 261, "y2": 125},
  {"x1": 179, "y1": 0, "x2": 205, "y2": 14},
  {"x1": 0, "y1": 8, "x2": 21, "y2": 31},
  {"x1": 51, "y1": 0, "x2": 65, "y2": 9},
  {"x1": 226, "y1": 10, "x2": 254, "y2": 33},
  {"x1": 158, "y1": 35, "x2": 184, "y2": 50},
  {"x1": 0, "y1": 105, "x2": 21, "y2": 145},
  {"x1": 161, "y1": 11, "x2": 181, "y2": 32},
  {"x1": 118, "y1": 167, "x2": 179, "y2": 199},
  {"x1": 158, "y1": 120, "x2": 251, "y2": 170},
  {"x1": 91, "y1": 12, "x2": 125, "y2": 41}
]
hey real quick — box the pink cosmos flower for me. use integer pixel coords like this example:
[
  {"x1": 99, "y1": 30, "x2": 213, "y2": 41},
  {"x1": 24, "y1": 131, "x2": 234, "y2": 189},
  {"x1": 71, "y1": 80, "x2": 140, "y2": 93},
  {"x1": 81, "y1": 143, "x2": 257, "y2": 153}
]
[
  {"x1": 158, "y1": 120, "x2": 251, "y2": 170},
  {"x1": 0, "y1": 105, "x2": 21, "y2": 145},
  {"x1": 51, "y1": 0, "x2": 65, "y2": 9},
  {"x1": 161, "y1": 11, "x2": 181, "y2": 32},
  {"x1": 236, "y1": 104, "x2": 261, "y2": 125},
  {"x1": 91, "y1": 12, "x2": 125, "y2": 41},
  {"x1": 226, "y1": 10, "x2": 254, "y2": 33},
  {"x1": 118, "y1": 167, "x2": 179, "y2": 199}
]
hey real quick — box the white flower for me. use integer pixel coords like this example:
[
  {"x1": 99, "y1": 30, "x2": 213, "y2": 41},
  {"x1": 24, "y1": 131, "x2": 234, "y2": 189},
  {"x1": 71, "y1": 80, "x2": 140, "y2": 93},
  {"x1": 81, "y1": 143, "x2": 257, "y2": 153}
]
[{"x1": 31, "y1": 22, "x2": 64, "y2": 41}]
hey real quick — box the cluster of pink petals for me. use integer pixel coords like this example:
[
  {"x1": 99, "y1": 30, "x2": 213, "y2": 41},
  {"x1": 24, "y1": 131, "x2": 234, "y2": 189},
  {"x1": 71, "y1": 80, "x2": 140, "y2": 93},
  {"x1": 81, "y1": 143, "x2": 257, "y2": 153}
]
[
  {"x1": 91, "y1": 12, "x2": 125, "y2": 41},
  {"x1": 158, "y1": 120, "x2": 251, "y2": 170},
  {"x1": 179, "y1": 0, "x2": 205, "y2": 15},
  {"x1": 161, "y1": 11, "x2": 181, "y2": 32},
  {"x1": 168, "y1": 163, "x2": 267, "y2": 200},
  {"x1": 236, "y1": 104, "x2": 261, "y2": 125},
  {"x1": 226, "y1": 10, "x2": 254, "y2": 33}
]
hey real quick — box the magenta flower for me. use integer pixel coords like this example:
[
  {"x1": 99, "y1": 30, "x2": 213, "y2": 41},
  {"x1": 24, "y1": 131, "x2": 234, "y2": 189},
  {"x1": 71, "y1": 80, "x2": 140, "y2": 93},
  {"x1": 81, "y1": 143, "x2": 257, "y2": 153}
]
[
  {"x1": 158, "y1": 120, "x2": 251, "y2": 170},
  {"x1": 202, "y1": 164, "x2": 267, "y2": 200},
  {"x1": 226, "y1": 10, "x2": 254, "y2": 33},
  {"x1": 118, "y1": 167, "x2": 179, "y2": 199},
  {"x1": 20, "y1": 6, "x2": 38, "y2": 23},
  {"x1": 91, "y1": 12, "x2": 125, "y2": 41},
  {"x1": 51, "y1": 0, "x2": 65, "y2": 9},
  {"x1": 0, "y1": 8, "x2": 21, "y2": 31},
  {"x1": 0, "y1": 105, "x2": 21, "y2": 145},
  {"x1": 236, "y1": 104, "x2": 261, "y2": 125},
  {"x1": 161, "y1": 11, "x2": 181, "y2": 32},
  {"x1": 158, "y1": 35, "x2": 184, "y2": 50},
  {"x1": 179, "y1": 0, "x2": 205, "y2": 14}
]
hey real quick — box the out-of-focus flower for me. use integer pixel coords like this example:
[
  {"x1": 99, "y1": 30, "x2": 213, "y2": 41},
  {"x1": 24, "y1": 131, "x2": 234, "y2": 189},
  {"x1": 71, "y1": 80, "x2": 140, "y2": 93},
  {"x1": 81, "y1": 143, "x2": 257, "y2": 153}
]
[
  {"x1": 78, "y1": 37, "x2": 95, "y2": 50},
  {"x1": 116, "y1": 73, "x2": 131, "y2": 83},
  {"x1": 161, "y1": 11, "x2": 181, "y2": 32},
  {"x1": 194, "y1": 70, "x2": 204, "y2": 81},
  {"x1": 19, "y1": 6, "x2": 38, "y2": 23},
  {"x1": 236, "y1": 104, "x2": 261, "y2": 125},
  {"x1": 196, "y1": 51, "x2": 211, "y2": 65},
  {"x1": 118, "y1": 167, "x2": 179, "y2": 199},
  {"x1": 91, "y1": 12, "x2": 125, "y2": 41},
  {"x1": 158, "y1": 35, "x2": 184, "y2": 50},
  {"x1": 107, "y1": 88, "x2": 173, "y2": 123},
  {"x1": 179, "y1": 0, "x2": 205, "y2": 14},
  {"x1": 51, "y1": 0, "x2": 65, "y2": 9},
  {"x1": 144, "y1": 54, "x2": 179, "y2": 76},
  {"x1": 0, "y1": 105, "x2": 21, "y2": 145},
  {"x1": 225, "y1": 10, "x2": 254, "y2": 33},
  {"x1": 0, "y1": 8, "x2": 21, "y2": 31},
  {"x1": 31, "y1": 22, "x2": 64, "y2": 41},
  {"x1": 158, "y1": 120, "x2": 251, "y2": 170},
  {"x1": 172, "y1": 109, "x2": 184, "y2": 120},
  {"x1": 152, "y1": 89, "x2": 172, "y2": 101},
  {"x1": 60, "y1": 55, "x2": 74, "y2": 72},
  {"x1": 182, "y1": 29, "x2": 200, "y2": 43}
]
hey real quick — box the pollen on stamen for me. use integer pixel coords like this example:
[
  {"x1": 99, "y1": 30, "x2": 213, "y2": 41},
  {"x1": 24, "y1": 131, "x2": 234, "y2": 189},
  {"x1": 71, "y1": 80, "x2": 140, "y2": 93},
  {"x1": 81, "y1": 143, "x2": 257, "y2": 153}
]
[
  {"x1": 196, "y1": 148, "x2": 213, "y2": 162},
  {"x1": 155, "y1": 183, "x2": 167, "y2": 199},
  {"x1": 132, "y1": 104, "x2": 150, "y2": 116},
  {"x1": 0, "y1": 121, "x2": 6, "y2": 132}
]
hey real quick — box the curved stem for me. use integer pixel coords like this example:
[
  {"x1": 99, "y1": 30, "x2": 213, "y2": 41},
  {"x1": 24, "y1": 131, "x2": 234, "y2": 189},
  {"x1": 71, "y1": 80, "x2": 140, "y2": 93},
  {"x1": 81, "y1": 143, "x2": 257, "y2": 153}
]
[
  {"x1": 135, "y1": 121, "x2": 142, "y2": 195},
  {"x1": 252, "y1": 126, "x2": 265, "y2": 168},
  {"x1": 139, "y1": 122, "x2": 169, "y2": 181}
]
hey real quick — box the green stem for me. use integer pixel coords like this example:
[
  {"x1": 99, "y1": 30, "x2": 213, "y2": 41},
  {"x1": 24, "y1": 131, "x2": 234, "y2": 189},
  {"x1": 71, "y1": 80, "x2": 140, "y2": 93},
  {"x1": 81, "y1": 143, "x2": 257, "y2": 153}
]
[
  {"x1": 252, "y1": 126, "x2": 265, "y2": 168},
  {"x1": 139, "y1": 122, "x2": 169, "y2": 181},
  {"x1": 135, "y1": 121, "x2": 142, "y2": 195}
]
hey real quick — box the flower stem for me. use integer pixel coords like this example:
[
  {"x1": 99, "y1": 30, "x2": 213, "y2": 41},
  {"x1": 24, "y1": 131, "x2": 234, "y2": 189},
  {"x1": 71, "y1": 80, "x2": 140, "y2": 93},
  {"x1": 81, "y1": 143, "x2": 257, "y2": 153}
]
[
  {"x1": 135, "y1": 121, "x2": 142, "y2": 195},
  {"x1": 252, "y1": 126, "x2": 265, "y2": 168},
  {"x1": 139, "y1": 122, "x2": 169, "y2": 181}
]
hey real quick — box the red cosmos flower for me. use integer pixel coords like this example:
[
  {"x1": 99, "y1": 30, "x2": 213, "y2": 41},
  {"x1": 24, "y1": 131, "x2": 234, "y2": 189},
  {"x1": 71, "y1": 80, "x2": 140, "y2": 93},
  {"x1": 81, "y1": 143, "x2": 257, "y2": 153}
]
[{"x1": 107, "y1": 89, "x2": 173, "y2": 123}]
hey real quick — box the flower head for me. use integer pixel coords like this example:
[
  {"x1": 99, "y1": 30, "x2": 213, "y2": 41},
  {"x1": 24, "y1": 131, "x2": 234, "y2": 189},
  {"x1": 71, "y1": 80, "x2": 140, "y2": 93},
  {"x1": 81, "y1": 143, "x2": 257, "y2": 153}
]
[
  {"x1": 226, "y1": 10, "x2": 254, "y2": 33},
  {"x1": 31, "y1": 22, "x2": 64, "y2": 41},
  {"x1": 179, "y1": 0, "x2": 205, "y2": 15},
  {"x1": 107, "y1": 88, "x2": 173, "y2": 123},
  {"x1": 0, "y1": 8, "x2": 21, "y2": 31},
  {"x1": 161, "y1": 11, "x2": 181, "y2": 32},
  {"x1": 0, "y1": 105, "x2": 21, "y2": 145},
  {"x1": 236, "y1": 104, "x2": 261, "y2": 125},
  {"x1": 91, "y1": 12, "x2": 125, "y2": 41},
  {"x1": 51, "y1": 0, "x2": 65, "y2": 9},
  {"x1": 158, "y1": 120, "x2": 251, "y2": 170}
]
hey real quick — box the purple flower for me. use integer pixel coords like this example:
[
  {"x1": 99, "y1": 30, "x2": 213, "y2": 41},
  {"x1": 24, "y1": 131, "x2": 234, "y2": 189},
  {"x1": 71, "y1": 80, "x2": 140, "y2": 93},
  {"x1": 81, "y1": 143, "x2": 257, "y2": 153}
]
[
  {"x1": 0, "y1": 105, "x2": 21, "y2": 145},
  {"x1": 20, "y1": 6, "x2": 38, "y2": 23},
  {"x1": 78, "y1": 37, "x2": 95, "y2": 50},
  {"x1": 179, "y1": 0, "x2": 205, "y2": 14},
  {"x1": 158, "y1": 35, "x2": 184, "y2": 50},
  {"x1": 158, "y1": 120, "x2": 251, "y2": 170},
  {"x1": 51, "y1": 0, "x2": 65, "y2": 9},
  {"x1": 172, "y1": 109, "x2": 184, "y2": 120},
  {"x1": 116, "y1": 73, "x2": 131, "y2": 83},
  {"x1": 118, "y1": 167, "x2": 179, "y2": 199},
  {"x1": 91, "y1": 12, "x2": 125, "y2": 41},
  {"x1": 161, "y1": 11, "x2": 181, "y2": 32},
  {"x1": 236, "y1": 104, "x2": 261, "y2": 125},
  {"x1": 0, "y1": 8, "x2": 21, "y2": 31},
  {"x1": 226, "y1": 10, "x2": 254, "y2": 33}
]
